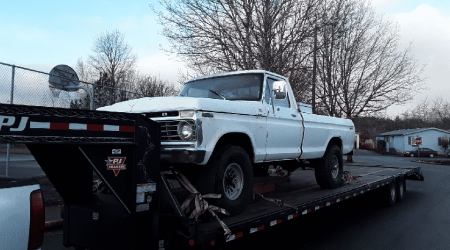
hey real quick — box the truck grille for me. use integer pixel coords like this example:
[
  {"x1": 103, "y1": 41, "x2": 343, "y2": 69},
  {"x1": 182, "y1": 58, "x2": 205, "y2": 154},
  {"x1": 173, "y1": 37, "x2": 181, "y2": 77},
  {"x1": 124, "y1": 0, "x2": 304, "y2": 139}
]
[
  {"x1": 146, "y1": 111, "x2": 179, "y2": 118},
  {"x1": 158, "y1": 120, "x2": 196, "y2": 142}
]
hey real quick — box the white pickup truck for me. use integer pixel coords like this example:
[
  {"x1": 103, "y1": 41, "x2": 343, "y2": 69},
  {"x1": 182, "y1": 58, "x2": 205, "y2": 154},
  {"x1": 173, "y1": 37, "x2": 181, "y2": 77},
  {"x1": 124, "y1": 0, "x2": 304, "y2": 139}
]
[
  {"x1": 99, "y1": 70, "x2": 355, "y2": 215},
  {"x1": 0, "y1": 177, "x2": 45, "y2": 250}
]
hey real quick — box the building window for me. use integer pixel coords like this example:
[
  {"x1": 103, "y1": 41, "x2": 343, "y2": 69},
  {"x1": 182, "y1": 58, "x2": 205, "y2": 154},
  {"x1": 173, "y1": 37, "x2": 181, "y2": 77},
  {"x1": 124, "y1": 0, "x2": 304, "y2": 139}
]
[{"x1": 439, "y1": 137, "x2": 450, "y2": 146}]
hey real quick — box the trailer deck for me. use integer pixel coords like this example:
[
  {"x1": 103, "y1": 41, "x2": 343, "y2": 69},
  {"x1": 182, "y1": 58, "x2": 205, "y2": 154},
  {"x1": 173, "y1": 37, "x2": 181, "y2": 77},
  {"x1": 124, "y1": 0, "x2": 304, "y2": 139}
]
[{"x1": 183, "y1": 164, "x2": 422, "y2": 247}]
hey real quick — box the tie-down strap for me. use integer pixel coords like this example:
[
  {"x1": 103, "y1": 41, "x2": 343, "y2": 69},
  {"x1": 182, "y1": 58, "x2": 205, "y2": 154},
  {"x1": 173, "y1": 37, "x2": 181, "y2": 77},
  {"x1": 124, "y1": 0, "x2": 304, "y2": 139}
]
[{"x1": 171, "y1": 170, "x2": 232, "y2": 239}]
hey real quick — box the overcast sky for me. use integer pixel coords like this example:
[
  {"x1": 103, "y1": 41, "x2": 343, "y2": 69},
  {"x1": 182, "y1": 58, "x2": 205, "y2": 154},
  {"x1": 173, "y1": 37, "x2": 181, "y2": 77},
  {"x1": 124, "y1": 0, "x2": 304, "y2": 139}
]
[{"x1": 1, "y1": 0, "x2": 449, "y2": 116}]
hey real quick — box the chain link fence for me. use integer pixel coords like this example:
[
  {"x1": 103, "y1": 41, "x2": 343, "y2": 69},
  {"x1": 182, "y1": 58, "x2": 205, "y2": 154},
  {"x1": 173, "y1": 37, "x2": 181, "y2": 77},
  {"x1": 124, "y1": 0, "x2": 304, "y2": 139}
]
[{"x1": 0, "y1": 62, "x2": 146, "y2": 177}]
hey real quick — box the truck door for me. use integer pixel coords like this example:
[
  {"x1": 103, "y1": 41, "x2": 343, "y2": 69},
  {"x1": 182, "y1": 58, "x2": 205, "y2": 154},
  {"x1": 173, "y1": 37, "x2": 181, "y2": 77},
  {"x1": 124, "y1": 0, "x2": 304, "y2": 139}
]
[{"x1": 264, "y1": 77, "x2": 303, "y2": 161}]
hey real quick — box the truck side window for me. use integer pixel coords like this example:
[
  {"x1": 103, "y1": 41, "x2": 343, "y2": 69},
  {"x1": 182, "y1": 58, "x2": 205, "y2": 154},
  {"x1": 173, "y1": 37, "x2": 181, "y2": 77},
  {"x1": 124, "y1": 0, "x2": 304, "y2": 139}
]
[{"x1": 265, "y1": 78, "x2": 289, "y2": 108}]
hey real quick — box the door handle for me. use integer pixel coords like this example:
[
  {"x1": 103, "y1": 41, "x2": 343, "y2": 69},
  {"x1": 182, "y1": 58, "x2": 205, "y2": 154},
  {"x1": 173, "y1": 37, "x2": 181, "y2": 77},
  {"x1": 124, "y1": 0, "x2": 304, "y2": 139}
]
[{"x1": 291, "y1": 114, "x2": 296, "y2": 117}]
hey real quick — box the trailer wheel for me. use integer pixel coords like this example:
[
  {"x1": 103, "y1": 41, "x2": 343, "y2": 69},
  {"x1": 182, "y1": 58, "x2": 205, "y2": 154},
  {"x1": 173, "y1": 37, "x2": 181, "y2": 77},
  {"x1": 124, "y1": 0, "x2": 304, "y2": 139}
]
[
  {"x1": 397, "y1": 177, "x2": 405, "y2": 202},
  {"x1": 315, "y1": 145, "x2": 344, "y2": 189},
  {"x1": 382, "y1": 181, "x2": 397, "y2": 207},
  {"x1": 197, "y1": 145, "x2": 253, "y2": 216}
]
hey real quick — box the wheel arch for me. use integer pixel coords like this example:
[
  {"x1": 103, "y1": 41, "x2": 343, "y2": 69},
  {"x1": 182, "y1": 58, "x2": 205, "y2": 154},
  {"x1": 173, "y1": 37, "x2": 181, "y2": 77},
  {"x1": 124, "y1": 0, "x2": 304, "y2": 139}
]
[
  {"x1": 328, "y1": 137, "x2": 343, "y2": 152},
  {"x1": 212, "y1": 133, "x2": 255, "y2": 163}
]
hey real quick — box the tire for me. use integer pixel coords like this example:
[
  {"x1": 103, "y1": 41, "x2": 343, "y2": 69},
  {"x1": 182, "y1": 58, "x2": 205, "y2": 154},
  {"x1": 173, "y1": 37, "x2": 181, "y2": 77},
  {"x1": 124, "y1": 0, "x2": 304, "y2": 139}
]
[
  {"x1": 197, "y1": 145, "x2": 253, "y2": 216},
  {"x1": 381, "y1": 181, "x2": 397, "y2": 207},
  {"x1": 396, "y1": 177, "x2": 405, "y2": 202},
  {"x1": 314, "y1": 145, "x2": 344, "y2": 189},
  {"x1": 429, "y1": 154, "x2": 434, "y2": 158},
  {"x1": 410, "y1": 154, "x2": 414, "y2": 157}
]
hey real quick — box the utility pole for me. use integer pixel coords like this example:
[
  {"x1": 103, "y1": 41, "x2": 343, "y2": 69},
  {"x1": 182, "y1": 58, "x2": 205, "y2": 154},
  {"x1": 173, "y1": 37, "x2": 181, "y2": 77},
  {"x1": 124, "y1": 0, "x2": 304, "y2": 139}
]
[{"x1": 312, "y1": 26, "x2": 318, "y2": 114}]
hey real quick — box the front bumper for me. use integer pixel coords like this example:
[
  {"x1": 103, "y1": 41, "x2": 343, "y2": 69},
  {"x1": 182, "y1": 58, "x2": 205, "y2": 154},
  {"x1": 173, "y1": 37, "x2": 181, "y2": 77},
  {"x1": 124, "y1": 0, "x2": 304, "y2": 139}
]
[{"x1": 160, "y1": 149, "x2": 206, "y2": 164}]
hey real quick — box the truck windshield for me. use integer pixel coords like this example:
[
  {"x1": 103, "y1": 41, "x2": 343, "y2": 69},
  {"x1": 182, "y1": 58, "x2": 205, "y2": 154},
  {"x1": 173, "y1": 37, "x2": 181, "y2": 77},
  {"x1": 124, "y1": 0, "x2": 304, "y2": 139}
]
[{"x1": 179, "y1": 73, "x2": 263, "y2": 101}]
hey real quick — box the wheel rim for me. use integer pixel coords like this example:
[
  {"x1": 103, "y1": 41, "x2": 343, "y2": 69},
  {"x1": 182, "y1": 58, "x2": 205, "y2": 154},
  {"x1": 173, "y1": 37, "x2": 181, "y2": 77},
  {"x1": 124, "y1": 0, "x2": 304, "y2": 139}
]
[
  {"x1": 410, "y1": 154, "x2": 414, "y2": 157},
  {"x1": 223, "y1": 163, "x2": 244, "y2": 200},
  {"x1": 430, "y1": 154, "x2": 434, "y2": 158},
  {"x1": 331, "y1": 155, "x2": 339, "y2": 179}
]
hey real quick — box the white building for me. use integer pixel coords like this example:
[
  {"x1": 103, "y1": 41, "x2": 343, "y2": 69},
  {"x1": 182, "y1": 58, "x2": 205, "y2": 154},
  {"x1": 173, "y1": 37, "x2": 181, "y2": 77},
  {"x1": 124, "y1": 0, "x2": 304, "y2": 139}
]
[{"x1": 378, "y1": 128, "x2": 450, "y2": 154}]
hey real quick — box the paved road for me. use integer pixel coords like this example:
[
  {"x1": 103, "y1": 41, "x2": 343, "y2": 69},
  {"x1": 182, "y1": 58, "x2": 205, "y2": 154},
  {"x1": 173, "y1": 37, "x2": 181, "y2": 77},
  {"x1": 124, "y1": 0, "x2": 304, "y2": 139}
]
[
  {"x1": 225, "y1": 152, "x2": 447, "y2": 250},
  {"x1": 0, "y1": 154, "x2": 45, "y2": 178},
  {"x1": 42, "y1": 151, "x2": 449, "y2": 250}
]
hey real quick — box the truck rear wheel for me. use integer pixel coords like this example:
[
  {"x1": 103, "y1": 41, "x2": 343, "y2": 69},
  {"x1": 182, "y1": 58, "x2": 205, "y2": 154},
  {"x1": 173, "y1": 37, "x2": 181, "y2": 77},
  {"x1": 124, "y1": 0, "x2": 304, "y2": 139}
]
[
  {"x1": 197, "y1": 145, "x2": 253, "y2": 216},
  {"x1": 314, "y1": 145, "x2": 343, "y2": 189}
]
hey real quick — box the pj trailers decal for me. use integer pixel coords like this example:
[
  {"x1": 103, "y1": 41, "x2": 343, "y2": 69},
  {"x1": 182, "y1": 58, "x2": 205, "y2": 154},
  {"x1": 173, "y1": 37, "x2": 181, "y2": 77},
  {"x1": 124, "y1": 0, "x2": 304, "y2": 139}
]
[
  {"x1": 0, "y1": 115, "x2": 134, "y2": 132},
  {"x1": 106, "y1": 157, "x2": 127, "y2": 177}
]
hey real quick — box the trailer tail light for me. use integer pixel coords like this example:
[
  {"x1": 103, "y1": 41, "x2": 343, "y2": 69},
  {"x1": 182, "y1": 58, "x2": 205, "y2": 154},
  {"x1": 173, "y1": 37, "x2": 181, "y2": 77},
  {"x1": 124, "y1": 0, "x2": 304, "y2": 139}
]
[{"x1": 28, "y1": 189, "x2": 45, "y2": 250}]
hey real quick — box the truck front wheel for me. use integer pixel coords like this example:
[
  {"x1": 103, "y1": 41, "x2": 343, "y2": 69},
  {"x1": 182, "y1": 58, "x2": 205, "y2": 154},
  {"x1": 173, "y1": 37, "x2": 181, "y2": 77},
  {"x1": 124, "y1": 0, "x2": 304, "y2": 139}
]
[
  {"x1": 197, "y1": 145, "x2": 253, "y2": 216},
  {"x1": 314, "y1": 145, "x2": 344, "y2": 189}
]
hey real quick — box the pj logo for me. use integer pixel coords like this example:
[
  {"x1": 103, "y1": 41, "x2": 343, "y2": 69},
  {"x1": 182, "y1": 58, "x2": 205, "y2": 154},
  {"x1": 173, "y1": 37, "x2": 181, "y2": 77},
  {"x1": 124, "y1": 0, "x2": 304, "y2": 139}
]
[
  {"x1": 106, "y1": 157, "x2": 127, "y2": 177},
  {"x1": 0, "y1": 116, "x2": 28, "y2": 131}
]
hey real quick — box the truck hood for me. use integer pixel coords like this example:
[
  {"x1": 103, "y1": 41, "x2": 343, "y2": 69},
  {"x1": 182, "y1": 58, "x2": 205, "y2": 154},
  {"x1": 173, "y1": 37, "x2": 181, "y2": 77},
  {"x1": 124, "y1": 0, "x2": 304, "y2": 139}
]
[{"x1": 97, "y1": 97, "x2": 261, "y2": 115}]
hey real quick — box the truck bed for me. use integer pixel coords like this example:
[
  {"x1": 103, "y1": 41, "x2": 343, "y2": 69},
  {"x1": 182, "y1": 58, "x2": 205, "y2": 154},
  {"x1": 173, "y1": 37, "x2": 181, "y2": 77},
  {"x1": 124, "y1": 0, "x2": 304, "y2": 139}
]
[{"x1": 191, "y1": 164, "x2": 421, "y2": 245}]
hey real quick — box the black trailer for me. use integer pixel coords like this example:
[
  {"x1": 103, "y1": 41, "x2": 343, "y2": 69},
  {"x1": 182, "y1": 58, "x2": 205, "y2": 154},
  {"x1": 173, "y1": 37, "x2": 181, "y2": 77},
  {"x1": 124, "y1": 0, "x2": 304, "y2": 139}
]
[{"x1": 0, "y1": 104, "x2": 424, "y2": 250}]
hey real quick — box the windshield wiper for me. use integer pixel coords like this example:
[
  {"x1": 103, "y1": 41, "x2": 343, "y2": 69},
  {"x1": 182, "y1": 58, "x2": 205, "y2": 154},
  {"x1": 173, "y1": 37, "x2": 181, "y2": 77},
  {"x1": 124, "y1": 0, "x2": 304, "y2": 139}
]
[{"x1": 209, "y1": 90, "x2": 226, "y2": 100}]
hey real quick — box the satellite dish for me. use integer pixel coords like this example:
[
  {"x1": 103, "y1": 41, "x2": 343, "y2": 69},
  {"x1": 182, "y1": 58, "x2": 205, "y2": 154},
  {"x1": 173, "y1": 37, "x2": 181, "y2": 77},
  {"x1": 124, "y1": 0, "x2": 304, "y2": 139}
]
[{"x1": 49, "y1": 65, "x2": 80, "y2": 92}]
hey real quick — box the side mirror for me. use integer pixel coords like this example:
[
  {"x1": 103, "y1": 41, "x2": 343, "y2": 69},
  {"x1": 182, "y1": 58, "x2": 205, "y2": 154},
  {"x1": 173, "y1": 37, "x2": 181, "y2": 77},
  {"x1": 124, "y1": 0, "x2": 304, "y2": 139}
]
[{"x1": 273, "y1": 80, "x2": 287, "y2": 100}]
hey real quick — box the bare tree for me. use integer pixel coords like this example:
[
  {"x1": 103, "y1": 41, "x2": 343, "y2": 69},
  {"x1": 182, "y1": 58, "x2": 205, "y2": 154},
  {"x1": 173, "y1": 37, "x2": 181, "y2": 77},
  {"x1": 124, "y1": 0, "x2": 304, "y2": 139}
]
[
  {"x1": 88, "y1": 30, "x2": 137, "y2": 88},
  {"x1": 401, "y1": 97, "x2": 450, "y2": 125},
  {"x1": 75, "y1": 57, "x2": 96, "y2": 83},
  {"x1": 73, "y1": 30, "x2": 176, "y2": 108},
  {"x1": 135, "y1": 75, "x2": 179, "y2": 97},
  {"x1": 153, "y1": 0, "x2": 320, "y2": 103},
  {"x1": 431, "y1": 97, "x2": 450, "y2": 123},
  {"x1": 155, "y1": 0, "x2": 424, "y2": 112},
  {"x1": 315, "y1": 0, "x2": 425, "y2": 118}
]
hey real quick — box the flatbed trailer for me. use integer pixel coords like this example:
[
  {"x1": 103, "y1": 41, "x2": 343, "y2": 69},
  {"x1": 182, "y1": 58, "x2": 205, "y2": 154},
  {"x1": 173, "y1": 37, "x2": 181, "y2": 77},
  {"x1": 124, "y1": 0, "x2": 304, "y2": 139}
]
[
  {"x1": 189, "y1": 164, "x2": 423, "y2": 248},
  {"x1": 0, "y1": 104, "x2": 424, "y2": 250}
]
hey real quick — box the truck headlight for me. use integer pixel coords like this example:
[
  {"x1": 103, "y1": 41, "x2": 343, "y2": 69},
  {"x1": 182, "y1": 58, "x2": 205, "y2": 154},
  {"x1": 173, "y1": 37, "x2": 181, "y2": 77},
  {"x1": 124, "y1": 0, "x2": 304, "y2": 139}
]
[
  {"x1": 180, "y1": 110, "x2": 195, "y2": 117},
  {"x1": 177, "y1": 121, "x2": 194, "y2": 140}
]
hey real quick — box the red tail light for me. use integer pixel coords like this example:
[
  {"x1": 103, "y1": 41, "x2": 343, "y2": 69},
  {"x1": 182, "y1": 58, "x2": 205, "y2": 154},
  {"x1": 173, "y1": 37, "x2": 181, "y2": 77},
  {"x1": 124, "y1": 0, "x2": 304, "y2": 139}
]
[{"x1": 28, "y1": 189, "x2": 45, "y2": 250}]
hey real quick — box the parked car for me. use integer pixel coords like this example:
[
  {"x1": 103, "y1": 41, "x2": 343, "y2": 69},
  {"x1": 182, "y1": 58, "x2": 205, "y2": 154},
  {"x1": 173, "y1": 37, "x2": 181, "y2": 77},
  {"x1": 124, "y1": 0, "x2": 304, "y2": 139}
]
[
  {"x1": 403, "y1": 148, "x2": 438, "y2": 157},
  {"x1": 0, "y1": 177, "x2": 44, "y2": 250}
]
